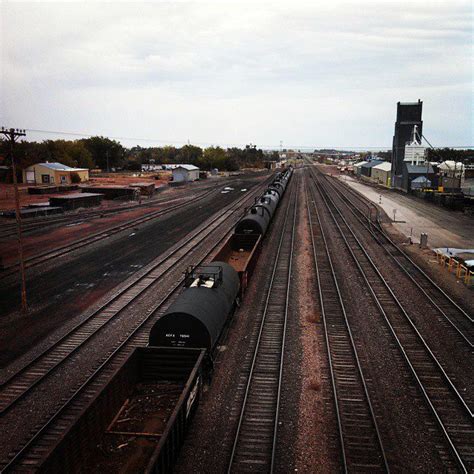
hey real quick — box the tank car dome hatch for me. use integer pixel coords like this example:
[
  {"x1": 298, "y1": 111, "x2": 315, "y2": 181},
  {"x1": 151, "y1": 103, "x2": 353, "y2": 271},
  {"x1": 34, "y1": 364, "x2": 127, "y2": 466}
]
[
  {"x1": 235, "y1": 205, "x2": 270, "y2": 235},
  {"x1": 261, "y1": 191, "x2": 279, "y2": 208},
  {"x1": 258, "y1": 195, "x2": 277, "y2": 218},
  {"x1": 267, "y1": 183, "x2": 284, "y2": 198},
  {"x1": 264, "y1": 188, "x2": 281, "y2": 204},
  {"x1": 149, "y1": 262, "x2": 240, "y2": 351}
]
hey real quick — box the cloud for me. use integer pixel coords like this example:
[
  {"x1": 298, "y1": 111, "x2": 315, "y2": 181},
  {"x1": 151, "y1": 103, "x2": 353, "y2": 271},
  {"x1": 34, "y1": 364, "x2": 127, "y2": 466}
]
[{"x1": 1, "y1": 0, "x2": 472, "y2": 148}]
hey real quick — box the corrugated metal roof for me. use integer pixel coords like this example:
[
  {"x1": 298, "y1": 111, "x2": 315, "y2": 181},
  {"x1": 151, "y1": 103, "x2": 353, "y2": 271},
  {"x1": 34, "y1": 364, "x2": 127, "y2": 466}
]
[
  {"x1": 361, "y1": 160, "x2": 384, "y2": 169},
  {"x1": 373, "y1": 162, "x2": 392, "y2": 171},
  {"x1": 353, "y1": 161, "x2": 367, "y2": 168},
  {"x1": 411, "y1": 176, "x2": 431, "y2": 183},
  {"x1": 33, "y1": 162, "x2": 88, "y2": 171},
  {"x1": 173, "y1": 164, "x2": 199, "y2": 171},
  {"x1": 405, "y1": 164, "x2": 434, "y2": 174}
]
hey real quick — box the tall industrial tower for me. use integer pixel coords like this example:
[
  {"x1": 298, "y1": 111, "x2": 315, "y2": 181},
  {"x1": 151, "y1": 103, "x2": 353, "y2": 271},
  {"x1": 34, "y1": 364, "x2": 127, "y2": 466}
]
[{"x1": 391, "y1": 100, "x2": 423, "y2": 188}]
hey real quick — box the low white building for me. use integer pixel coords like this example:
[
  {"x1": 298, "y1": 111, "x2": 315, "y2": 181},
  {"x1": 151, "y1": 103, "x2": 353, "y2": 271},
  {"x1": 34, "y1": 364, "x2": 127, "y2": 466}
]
[{"x1": 172, "y1": 164, "x2": 200, "y2": 183}]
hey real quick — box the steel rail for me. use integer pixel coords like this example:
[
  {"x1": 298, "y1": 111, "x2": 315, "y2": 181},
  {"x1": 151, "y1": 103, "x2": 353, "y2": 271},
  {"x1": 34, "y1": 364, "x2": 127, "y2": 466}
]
[
  {"x1": 315, "y1": 172, "x2": 473, "y2": 414},
  {"x1": 0, "y1": 190, "x2": 200, "y2": 239},
  {"x1": 305, "y1": 174, "x2": 389, "y2": 473},
  {"x1": 0, "y1": 177, "x2": 247, "y2": 240},
  {"x1": 313, "y1": 171, "x2": 472, "y2": 472},
  {"x1": 0, "y1": 187, "x2": 219, "y2": 276},
  {"x1": 320, "y1": 171, "x2": 474, "y2": 346},
  {"x1": 321, "y1": 170, "x2": 472, "y2": 325},
  {"x1": 227, "y1": 174, "x2": 297, "y2": 473},
  {"x1": 0, "y1": 177, "x2": 273, "y2": 473}
]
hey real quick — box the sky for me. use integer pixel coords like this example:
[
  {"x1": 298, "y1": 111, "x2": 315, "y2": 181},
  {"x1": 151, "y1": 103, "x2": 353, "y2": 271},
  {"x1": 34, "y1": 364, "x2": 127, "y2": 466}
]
[{"x1": 1, "y1": 0, "x2": 472, "y2": 150}]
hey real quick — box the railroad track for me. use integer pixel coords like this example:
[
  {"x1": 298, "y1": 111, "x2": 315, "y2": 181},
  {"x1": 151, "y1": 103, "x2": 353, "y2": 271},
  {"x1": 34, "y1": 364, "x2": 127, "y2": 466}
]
[
  {"x1": 319, "y1": 170, "x2": 474, "y2": 347},
  {"x1": 227, "y1": 173, "x2": 297, "y2": 473},
  {"x1": 0, "y1": 179, "x2": 242, "y2": 240},
  {"x1": 0, "y1": 186, "x2": 218, "y2": 277},
  {"x1": 0, "y1": 189, "x2": 193, "y2": 240},
  {"x1": 0, "y1": 177, "x2": 272, "y2": 472},
  {"x1": 312, "y1": 169, "x2": 473, "y2": 472},
  {"x1": 305, "y1": 175, "x2": 389, "y2": 472}
]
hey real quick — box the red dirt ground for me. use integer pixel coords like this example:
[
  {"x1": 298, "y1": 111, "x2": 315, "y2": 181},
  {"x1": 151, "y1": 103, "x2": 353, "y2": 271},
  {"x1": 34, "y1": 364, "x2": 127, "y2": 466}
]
[{"x1": 0, "y1": 174, "x2": 170, "y2": 211}]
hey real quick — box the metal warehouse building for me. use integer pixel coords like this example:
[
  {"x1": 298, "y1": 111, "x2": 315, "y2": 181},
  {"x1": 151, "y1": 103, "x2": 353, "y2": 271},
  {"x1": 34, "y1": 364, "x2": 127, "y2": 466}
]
[
  {"x1": 172, "y1": 165, "x2": 200, "y2": 183},
  {"x1": 371, "y1": 162, "x2": 392, "y2": 187},
  {"x1": 23, "y1": 162, "x2": 89, "y2": 185},
  {"x1": 360, "y1": 160, "x2": 383, "y2": 178},
  {"x1": 353, "y1": 161, "x2": 368, "y2": 176}
]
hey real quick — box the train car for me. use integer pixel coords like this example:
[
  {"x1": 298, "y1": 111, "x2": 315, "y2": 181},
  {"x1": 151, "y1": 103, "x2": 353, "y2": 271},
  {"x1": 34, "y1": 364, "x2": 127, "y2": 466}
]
[
  {"x1": 149, "y1": 262, "x2": 240, "y2": 353},
  {"x1": 213, "y1": 232, "x2": 262, "y2": 296},
  {"x1": 267, "y1": 181, "x2": 285, "y2": 198},
  {"x1": 263, "y1": 187, "x2": 281, "y2": 206},
  {"x1": 234, "y1": 204, "x2": 271, "y2": 235},
  {"x1": 257, "y1": 194, "x2": 278, "y2": 219},
  {"x1": 39, "y1": 346, "x2": 206, "y2": 474}
]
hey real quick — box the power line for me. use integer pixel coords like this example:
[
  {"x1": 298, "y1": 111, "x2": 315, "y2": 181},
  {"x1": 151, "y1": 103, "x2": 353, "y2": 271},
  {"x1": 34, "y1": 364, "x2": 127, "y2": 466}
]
[{"x1": 20, "y1": 128, "x2": 474, "y2": 150}]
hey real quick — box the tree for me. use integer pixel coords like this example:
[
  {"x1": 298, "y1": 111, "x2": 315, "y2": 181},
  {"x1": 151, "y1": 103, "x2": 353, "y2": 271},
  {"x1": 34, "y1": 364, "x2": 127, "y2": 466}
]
[
  {"x1": 426, "y1": 148, "x2": 474, "y2": 165},
  {"x1": 80, "y1": 136, "x2": 124, "y2": 170},
  {"x1": 68, "y1": 142, "x2": 94, "y2": 169},
  {"x1": 177, "y1": 145, "x2": 203, "y2": 166},
  {"x1": 200, "y1": 147, "x2": 227, "y2": 170},
  {"x1": 70, "y1": 172, "x2": 81, "y2": 183}
]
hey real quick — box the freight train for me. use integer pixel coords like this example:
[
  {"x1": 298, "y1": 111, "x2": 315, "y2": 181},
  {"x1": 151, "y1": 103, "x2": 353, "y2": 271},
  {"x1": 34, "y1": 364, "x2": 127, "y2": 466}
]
[
  {"x1": 40, "y1": 168, "x2": 294, "y2": 474},
  {"x1": 149, "y1": 166, "x2": 293, "y2": 357}
]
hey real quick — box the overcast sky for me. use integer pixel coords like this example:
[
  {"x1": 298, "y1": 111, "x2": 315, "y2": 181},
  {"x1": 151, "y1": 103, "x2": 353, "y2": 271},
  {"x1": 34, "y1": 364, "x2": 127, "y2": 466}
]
[{"x1": 1, "y1": 1, "x2": 472, "y2": 149}]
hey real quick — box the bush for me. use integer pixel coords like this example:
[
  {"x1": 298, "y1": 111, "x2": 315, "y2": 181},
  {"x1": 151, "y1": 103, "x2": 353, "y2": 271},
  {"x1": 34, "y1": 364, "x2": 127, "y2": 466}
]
[{"x1": 70, "y1": 172, "x2": 81, "y2": 183}]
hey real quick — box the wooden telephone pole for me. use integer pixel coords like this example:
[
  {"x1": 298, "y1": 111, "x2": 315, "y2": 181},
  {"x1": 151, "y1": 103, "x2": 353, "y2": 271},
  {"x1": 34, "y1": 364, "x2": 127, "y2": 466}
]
[{"x1": 1, "y1": 127, "x2": 28, "y2": 313}]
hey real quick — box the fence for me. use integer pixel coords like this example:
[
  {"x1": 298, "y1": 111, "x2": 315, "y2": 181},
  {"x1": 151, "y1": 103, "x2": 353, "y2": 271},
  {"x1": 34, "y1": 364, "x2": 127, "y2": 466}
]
[{"x1": 434, "y1": 250, "x2": 473, "y2": 286}]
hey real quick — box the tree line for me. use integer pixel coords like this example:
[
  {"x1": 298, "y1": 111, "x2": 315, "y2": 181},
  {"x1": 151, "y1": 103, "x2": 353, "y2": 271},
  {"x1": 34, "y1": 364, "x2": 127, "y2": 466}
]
[{"x1": 0, "y1": 136, "x2": 279, "y2": 181}]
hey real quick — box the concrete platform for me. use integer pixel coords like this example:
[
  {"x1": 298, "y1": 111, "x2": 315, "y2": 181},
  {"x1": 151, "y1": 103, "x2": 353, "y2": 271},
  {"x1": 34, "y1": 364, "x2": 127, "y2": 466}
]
[{"x1": 339, "y1": 175, "x2": 474, "y2": 249}]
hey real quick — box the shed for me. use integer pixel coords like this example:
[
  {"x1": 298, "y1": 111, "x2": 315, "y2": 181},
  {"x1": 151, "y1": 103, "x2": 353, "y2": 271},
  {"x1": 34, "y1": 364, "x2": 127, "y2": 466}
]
[
  {"x1": 353, "y1": 161, "x2": 368, "y2": 176},
  {"x1": 411, "y1": 176, "x2": 431, "y2": 189},
  {"x1": 129, "y1": 182, "x2": 155, "y2": 196},
  {"x1": 49, "y1": 192, "x2": 104, "y2": 210},
  {"x1": 402, "y1": 164, "x2": 434, "y2": 192},
  {"x1": 172, "y1": 165, "x2": 200, "y2": 183},
  {"x1": 360, "y1": 160, "x2": 383, "y2": 178},
  {"x1": 80, "y1": 186, "x2": 138, "y2": 200},
  {"x1": 23, "y1": 162, "x2": 89, "y2": 185},
  {"x1": 371, "y1": 162, "x2": 392, "y2": 186}
]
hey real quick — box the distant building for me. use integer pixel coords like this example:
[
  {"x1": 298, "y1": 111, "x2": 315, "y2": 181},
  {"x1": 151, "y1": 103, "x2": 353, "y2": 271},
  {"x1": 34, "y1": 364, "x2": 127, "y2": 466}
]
[
  {"x1": 402, "y1": 163, "x2": 434, "y2": 192},
  {"x1": 23, "y1": 162, "x2": 89, "y2": 185},
  {"x1": 360, "y1": 160, "x2": 383, "y2": 178},
  {"x1": 172, "y1": 165, "x2": 200, "y2": 183},
  {"x1": 353, "y1": 161, "x2": 368, "y2": 176},
  {"x1": 371, "y1": 162, "x2": 392, "y2": 187},
  {"x1": 391, "y1": 100, "x2": 423, "y2": 189},
  {"x1": 438, "y1": 161, "x2": 465, "y2": 191}
]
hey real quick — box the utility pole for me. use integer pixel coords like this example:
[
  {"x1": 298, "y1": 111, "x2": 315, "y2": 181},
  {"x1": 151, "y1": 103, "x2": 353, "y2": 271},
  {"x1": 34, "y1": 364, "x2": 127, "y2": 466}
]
[
  {"x1": 106, "y1": 150, "x2": 110, "y2": 173},
  {"x1": 1, "y1": 127, "x2": 28, "y2": 313}
]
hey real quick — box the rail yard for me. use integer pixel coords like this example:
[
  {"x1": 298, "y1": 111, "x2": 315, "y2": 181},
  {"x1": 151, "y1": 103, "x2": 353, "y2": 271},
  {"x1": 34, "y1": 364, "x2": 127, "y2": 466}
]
[{"x1": 0, "y1": 163, "x2": 472, "y2": 473}]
